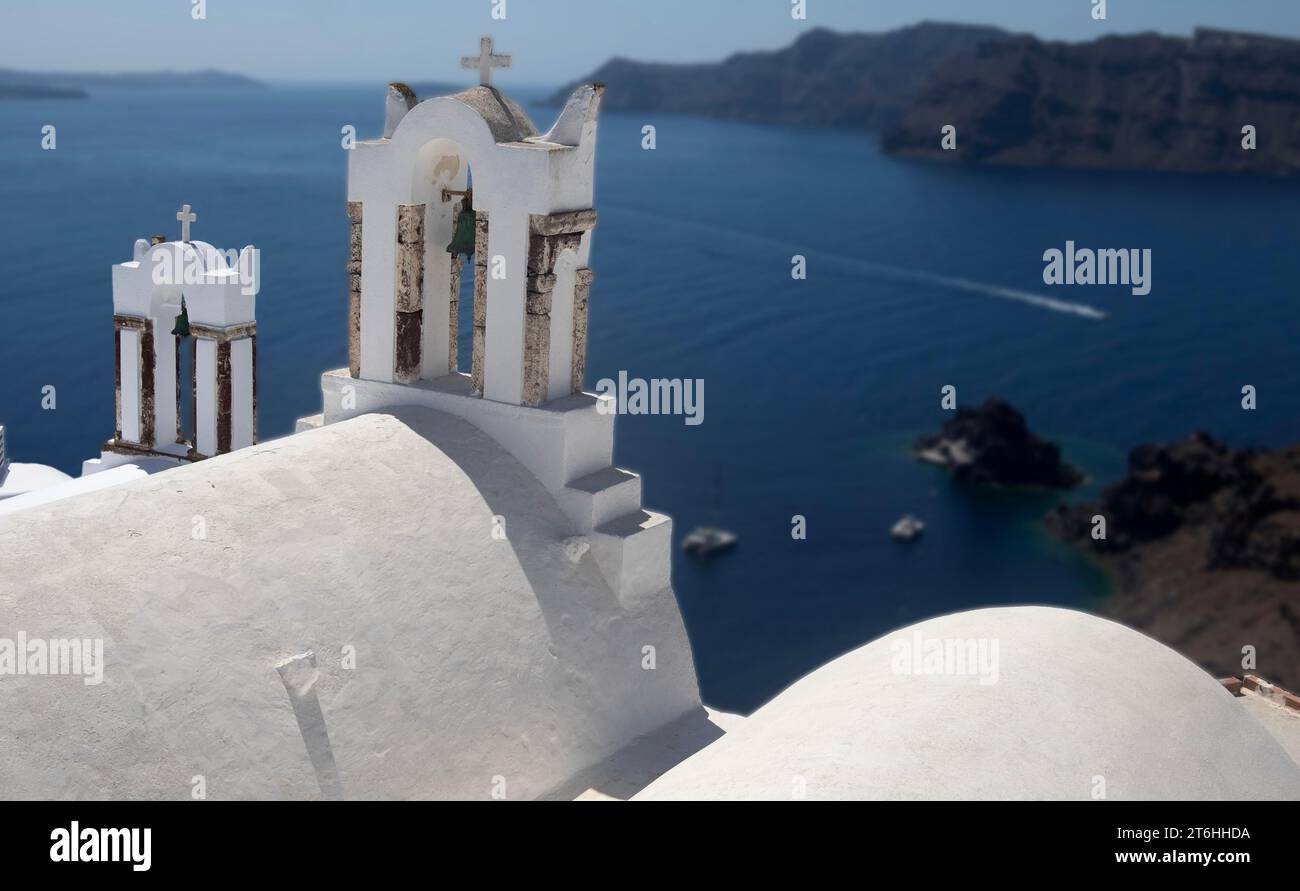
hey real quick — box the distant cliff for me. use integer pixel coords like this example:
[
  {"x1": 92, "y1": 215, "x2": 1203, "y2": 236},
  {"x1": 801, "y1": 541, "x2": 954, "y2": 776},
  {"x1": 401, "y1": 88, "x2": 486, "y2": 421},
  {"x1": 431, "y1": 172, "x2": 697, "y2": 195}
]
[
  {"x1": 546, "y1": 22, "x2": 1011, "y2": 130},
  {"x1": 1048, "y1": 432, "x2": 1300, "y2": 689},
  {"x1": 883, "y1": 28, "x2": 1300, "y2": 175},
  {"x1": 0, "y1": 67, "x2": 265, "y2": 99},
  {"x1": 0, "y1": 84, "x2": 86, "y2": 100}
]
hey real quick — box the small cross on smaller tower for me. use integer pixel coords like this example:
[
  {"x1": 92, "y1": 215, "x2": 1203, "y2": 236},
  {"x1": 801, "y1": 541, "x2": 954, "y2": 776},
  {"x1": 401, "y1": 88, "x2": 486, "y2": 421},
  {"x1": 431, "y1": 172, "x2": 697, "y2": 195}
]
[
  {"x1": 461, "y1": 36, "x2": 511, "y2": 87},
  {"x1": 176, "y1": 203, "x2": 197, "y2": 243}
]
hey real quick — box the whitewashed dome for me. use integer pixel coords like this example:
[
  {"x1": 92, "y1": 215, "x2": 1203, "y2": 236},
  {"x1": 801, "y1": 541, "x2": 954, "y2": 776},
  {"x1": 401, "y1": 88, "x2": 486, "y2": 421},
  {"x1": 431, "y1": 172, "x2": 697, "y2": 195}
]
[
  {"x1": 445, "y1": 85, "x2": 538, "y2": 143},
  {"x1": 635, "y1": 606, "x2": 1300, "y2": 800}
]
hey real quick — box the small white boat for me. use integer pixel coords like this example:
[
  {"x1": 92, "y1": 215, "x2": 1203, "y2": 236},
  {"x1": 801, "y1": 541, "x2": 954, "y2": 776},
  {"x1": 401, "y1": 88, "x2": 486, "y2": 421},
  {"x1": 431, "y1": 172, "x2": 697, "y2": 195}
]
[
  {"x1": 682, "y1": 526, "x2": 738, "y2": 558},
  {"x1": 890, "y1": 515, "x2": 925, "y2": 541}
]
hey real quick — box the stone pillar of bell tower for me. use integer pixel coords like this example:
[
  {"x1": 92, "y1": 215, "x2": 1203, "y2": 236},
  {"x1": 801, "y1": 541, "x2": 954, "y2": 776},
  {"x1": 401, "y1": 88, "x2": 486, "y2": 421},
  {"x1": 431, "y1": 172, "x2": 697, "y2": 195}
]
[
  {"x1": 113, "y1": 313, "x2": 156, "y2": 450},
  {"x1": 394, "y1": 203, "x2": 426, "y2": 383},
  {"x1": 189, "y1": 323, "x2": 257, "y2": 457},
  {"x1": 521, "y1": 209, "x2": 597, "y2": 406},
  {"x1": 184, "y1": 242, "x2": 260, "y2": 459}
]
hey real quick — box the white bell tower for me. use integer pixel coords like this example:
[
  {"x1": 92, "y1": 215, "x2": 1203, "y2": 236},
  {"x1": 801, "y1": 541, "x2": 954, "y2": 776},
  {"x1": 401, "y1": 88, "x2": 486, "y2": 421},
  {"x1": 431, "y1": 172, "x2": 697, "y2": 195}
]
[
  {"x1": 339, "y1": 41, "x2": 602, "y2": 406},
  {"x1": 97, "y1": 205, "x2": 261, "y2": 471},
  {"x1": 303, "y1": 43, "x2": 675, "y2": 608}
]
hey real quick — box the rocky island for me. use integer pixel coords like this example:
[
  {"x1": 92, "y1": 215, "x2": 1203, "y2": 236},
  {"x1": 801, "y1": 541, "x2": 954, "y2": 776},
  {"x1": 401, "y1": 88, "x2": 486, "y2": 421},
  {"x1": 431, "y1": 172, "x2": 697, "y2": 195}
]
[
  {"x1": 1048, "y1": 433, "x2": 1300, "y2": 690},
  {"x1": 915, "y1": 397, "x2": 1084, "y2": 489}
]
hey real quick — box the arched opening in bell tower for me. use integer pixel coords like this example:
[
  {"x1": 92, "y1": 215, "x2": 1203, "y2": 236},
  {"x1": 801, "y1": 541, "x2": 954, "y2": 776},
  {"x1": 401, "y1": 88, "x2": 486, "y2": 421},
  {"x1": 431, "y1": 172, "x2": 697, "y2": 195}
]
[{"x1": 409, "y1": 137, "x2": 484, "y2": 387}]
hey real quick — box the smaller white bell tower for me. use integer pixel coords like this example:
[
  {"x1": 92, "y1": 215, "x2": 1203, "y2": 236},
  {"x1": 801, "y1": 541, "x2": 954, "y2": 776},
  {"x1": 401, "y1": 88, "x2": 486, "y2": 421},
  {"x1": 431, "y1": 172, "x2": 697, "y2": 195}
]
[{"x1": 96, "y1": 204, "x2": 261, "y2": 471}]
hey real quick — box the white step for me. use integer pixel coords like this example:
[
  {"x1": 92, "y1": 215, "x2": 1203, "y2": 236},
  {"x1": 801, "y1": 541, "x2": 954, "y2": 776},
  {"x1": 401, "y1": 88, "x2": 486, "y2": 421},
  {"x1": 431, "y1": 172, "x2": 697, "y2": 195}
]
[
  {"x1": 591, "y1": 509, "x2": 673, "y2": 607},
  {"x1": 553, "y1": 392, "x2": 616, "y2": 487},
  {"x1": 559, "y1": 467, "x2": 642, "y2": 531}
]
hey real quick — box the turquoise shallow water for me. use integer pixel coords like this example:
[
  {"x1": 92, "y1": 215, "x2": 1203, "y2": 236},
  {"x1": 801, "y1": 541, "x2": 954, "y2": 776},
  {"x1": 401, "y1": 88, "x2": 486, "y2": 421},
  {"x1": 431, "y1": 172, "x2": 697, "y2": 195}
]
[{"x1": 2, "y1": 86, "x2": 1297, "y2": 712}]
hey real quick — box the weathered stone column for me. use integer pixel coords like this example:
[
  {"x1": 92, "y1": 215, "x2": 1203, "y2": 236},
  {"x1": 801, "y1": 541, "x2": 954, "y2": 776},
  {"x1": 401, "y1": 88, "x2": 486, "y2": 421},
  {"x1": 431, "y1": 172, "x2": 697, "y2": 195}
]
[
  {"x1": 521, "y1": 209, "x2": 597, "y2": 406},
  {"x1": 251, "y1": 334, "x2": 259, "y2": 445},
  {"x1": 113, "y1": 314, "x2": 155, "y2": 449},
  {"x1": 174, "y1": 337, "x2": 183, "y2": 444},
  {"x1": 394, "y1": 203, "x2": 425, "y2": 383},
  {"x1": 139, "y1": 321, "x2": 156, "y2": 449},
  {"x1": 114, "y1": 318, "x2": 125, "y2": 442},
  {"x1": 347, "y1": 202, "x2": 363, "y2": 378},
  {"x1": 521, "y1": 271, "x2": 555, "y2": 406},
  {"x1": 471, "y1": 212, "x2": 490, "y2": 396},
  {"x1": 216, "y1": 340, "x2": 233, "y2": 454},
  {"x1": 572, "y1": 266, "x2": 595, "y2": 393},
  {"x1": 189, "y1": 340, "x2": 197, "y2": 453}
]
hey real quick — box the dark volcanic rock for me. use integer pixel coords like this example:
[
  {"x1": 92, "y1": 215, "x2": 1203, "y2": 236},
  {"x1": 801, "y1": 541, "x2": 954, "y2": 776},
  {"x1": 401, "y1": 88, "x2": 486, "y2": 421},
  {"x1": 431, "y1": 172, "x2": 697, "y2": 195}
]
[
  {"x1": 1047, "y1": 433, "x2": 1300, "y2": 689},
  {"x1": 1048, "y1": 432, "x2": 1300, "y2": 577},
  {"x1": 883, "y1": 28, "x2": 1300, "y2": 175},
  {"x1": 915, "y1": 397, "x2": 1083, "y2": 489},
  {"x1": 546, "y1": 23, "x2": 1011, "y2": 130}
]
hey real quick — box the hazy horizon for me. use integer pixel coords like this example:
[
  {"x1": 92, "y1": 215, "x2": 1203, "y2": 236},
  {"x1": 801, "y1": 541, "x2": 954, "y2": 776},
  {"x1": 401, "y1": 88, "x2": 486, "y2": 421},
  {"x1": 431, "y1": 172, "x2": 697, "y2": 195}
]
[{"x1": 3, "y1": 0, "x2": 1300, "y2": 87}]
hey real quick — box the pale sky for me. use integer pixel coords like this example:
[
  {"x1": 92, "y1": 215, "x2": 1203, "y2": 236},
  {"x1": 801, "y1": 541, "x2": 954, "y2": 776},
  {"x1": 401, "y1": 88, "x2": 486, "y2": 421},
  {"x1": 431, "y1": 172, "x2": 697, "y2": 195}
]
[{"x1": 2, "y1": 0, "x2": 1299, "y2": 85}]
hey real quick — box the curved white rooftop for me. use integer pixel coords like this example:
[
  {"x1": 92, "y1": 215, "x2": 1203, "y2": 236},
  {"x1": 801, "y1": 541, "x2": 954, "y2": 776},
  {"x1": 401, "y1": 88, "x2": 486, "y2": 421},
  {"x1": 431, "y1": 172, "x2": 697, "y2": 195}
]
[
  {"x1": 635, "y1": 606, "x2": 1300, "y2": 801},
  {"x1": 0, "y1": 408, "x2": 700, "y2": 800},
  {"x1": 0, "y1": 462, "x2": 72, "y2": 499}
]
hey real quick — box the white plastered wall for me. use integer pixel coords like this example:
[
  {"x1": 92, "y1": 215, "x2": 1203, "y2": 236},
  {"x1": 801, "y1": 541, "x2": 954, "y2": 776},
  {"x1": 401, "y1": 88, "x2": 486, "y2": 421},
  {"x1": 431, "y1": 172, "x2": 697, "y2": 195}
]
[
  {"x1": 119, "y1": 328, "x2": 141, "y2": 444},
  {"x1": 195, "y1": 339, "x2": 217, "y2": 456},
  {"x1": 230, "y1": 338, "x2": 254, "y2": 451},
  {"x1": 153, "y1": 332, "x2": 178, "y2": 447}
]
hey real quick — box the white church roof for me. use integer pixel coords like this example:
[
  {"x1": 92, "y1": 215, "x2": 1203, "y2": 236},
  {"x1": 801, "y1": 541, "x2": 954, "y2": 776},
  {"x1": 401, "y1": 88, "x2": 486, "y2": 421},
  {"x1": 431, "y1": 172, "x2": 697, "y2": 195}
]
[
  {"x1": 0, "y1": 408, "x2": 700, "y2": 800},
  {"x1": 634, "y1": 606, "x2": 1300, "y2": 801},
  {"x1": 0, "y1": 462, "x2": 73, "y2": 499}
]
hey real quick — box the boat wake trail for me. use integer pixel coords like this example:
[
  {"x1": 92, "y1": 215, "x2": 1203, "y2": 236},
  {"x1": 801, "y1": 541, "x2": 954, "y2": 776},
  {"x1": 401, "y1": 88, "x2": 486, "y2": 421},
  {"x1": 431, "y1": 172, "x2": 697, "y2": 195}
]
[
  {"x1": 614, "y1": 206, "x2": 1109, "y2": 321},
  {"x1": 851, "y1": 262, "x2": 1109, "y2": 320}
]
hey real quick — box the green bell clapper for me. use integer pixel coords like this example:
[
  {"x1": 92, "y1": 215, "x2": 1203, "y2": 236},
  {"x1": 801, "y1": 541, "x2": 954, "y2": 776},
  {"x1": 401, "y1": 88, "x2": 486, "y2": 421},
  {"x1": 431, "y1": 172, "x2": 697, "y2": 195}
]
[
  {"x1": 446, "y1": 194, "x2": 476, "y2": 259},
  {"x1": 171, "y1": 297, "x2": 190, "y2": 338}
]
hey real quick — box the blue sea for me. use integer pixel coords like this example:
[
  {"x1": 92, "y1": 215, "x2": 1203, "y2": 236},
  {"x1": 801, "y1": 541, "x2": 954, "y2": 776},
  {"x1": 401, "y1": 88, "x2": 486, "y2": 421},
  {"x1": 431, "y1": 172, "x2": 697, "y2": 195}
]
[{"x1": 3, "y1": 86, "x2": 1299, "y2": 712}]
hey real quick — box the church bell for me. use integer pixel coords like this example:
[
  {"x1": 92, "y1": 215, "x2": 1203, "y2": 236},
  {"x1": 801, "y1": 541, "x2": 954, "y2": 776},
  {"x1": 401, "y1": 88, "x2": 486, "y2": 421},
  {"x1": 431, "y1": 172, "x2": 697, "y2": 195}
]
[
  {"x1": 446, "y1": 195, "x2": 477, "y2": 259},
  {"x1": 171, "y1": 296, "x2": 190, "y2": 338}
]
